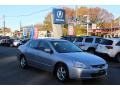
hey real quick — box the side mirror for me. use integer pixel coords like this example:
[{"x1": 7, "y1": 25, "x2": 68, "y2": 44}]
[{"x1": 44, "y1": 48, "x2": 53, "y2": 54}]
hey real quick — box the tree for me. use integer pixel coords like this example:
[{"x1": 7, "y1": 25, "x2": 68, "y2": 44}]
[
  {"x1": 75, "y1": 7, "x2": 114, "y2": 28},
  {"x1": 43, "y1": 12, "x2": 52, "y2": 31}
]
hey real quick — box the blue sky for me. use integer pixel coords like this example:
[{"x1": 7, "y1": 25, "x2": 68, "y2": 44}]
[{"x1": 0, "y1": 5, "x2": 119, "y2": 31}]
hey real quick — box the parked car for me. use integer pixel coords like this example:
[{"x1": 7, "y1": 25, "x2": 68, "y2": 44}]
[
  {"x1": 74, "y1": 36, "x2": 102, "y2": 54},
  {"x1": 17, "y1": 39, "x2": 108, "y2": 82},
  {"x1": 96, "y1": 38, "x2": 120, "y2": 62},
  {"x1": 13, "y1": 40, "x2": 22, "y2": 47},
  {"x1": 0, "y1": 38, "x2": 14, "y2": 47},
  {"x1": 61, "y1": 36, "x2": 77, "y2": 42}
]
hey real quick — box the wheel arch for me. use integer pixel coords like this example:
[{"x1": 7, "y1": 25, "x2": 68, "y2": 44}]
[
  {"x1": 53, "y1": 61, "x2": 69, "y2": 75},
  {"x1": 87, "y1": 47, "x2": 96, "y2": 51},
  {"x1": 19, "y1": 54, "x2": 26, "y2": 60}
]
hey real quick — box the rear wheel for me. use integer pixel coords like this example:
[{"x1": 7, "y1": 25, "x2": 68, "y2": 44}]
[
  {"x1": 87, "y1": 48, "x2": 95, "y2": 54},
  {"x1": 20, "y1": 56, "x2": 27, "y2": 68},
  {"x1": 55, "y1": 64, "x2": 69, "y2": 82}
]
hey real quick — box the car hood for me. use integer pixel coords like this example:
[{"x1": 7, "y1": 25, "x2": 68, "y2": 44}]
[{"x1": 59, "y1": 52, "x2": 106, "y2": 65}]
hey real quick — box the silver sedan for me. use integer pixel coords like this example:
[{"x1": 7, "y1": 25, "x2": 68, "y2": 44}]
[{"x1": 17, "y1": 38, "x2": 108, "y2": 82}]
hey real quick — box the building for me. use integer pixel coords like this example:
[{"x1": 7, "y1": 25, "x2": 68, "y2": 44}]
[{"x1": 0, "y1": 27, "x2": 12, "y2": 37}]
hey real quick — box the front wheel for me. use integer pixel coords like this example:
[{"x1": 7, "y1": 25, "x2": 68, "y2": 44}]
[
  {"x1": 20, "y1": 56, "x2": 28, "y2": 68},
  {"x1": 55, "y1": 64, "x2": 69, "y2": 82}
]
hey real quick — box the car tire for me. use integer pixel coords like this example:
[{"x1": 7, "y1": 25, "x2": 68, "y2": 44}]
[
  {"x1": 55, "y1": 64, "x2": 69, "y2": 82},
  {"x1": 87, "y1": 48, "x2": 95, "y2": 54},
  {"x1": 115, "y1": 53, "x2": 120, "y2": 63},
  {"x1": 20, "y1": 56, "x2": 28, "y2": 69}
]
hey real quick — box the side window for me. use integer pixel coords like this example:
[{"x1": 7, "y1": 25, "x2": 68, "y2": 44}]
[
  {"x1": 38, "y1": 41, "x2": 51, "y2": 52},
  {"x1": 95, "y1": 38, "x2": 101, "y2": 43},
  {"x1": 76, "y1": 37, "x2": 83, "y2": 42},
  {"x1": 29, "y1": 40, "x2": 39, "y2": 48},
  {"x1": 116, "y1": 41, "x2": 120, "y2": 46},
  {"x1": 85, "y1": 38, "x2": 93, "y2": 43}
]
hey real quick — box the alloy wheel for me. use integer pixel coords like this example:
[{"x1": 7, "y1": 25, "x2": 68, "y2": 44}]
[{"x1": 56, "y1": 66, "x2": 67, "y2": 81}]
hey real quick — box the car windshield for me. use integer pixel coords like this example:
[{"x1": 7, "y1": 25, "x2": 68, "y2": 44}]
[{"x1": 51, "y1": 41, "x2": 82, "y2": 53}]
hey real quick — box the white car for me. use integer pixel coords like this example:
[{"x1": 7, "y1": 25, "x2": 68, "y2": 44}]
[
  {"x1": 96, "y1": 38, "x2": 120, "y2": 62},
  {"x1": 74, "y1": 36, "x2": 102, "y2": 54},
  {"x1": 13, "y1": 40, "x2": 21, "y2": 47}
]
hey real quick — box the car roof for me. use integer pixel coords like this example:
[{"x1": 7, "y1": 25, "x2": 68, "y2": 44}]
[
  {"x1": 77, "y1": 36, "x2": 101, "y2": 38},
  {"x1": 103, "y1": 38, "x2": 120, "y2": 42},
  {"x1": 32, "y1": 38, "x2": 67, "y2": 42}
]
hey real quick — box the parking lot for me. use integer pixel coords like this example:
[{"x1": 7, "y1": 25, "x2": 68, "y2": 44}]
[{"x1": 0, "y1": 46, "x2": 120, "y2": 85}]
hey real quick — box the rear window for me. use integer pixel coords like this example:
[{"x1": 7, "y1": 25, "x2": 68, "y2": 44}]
[
  {"x1": 76, "y1": 37, "x2": 83, "y2": 42},
  {"x1": 95, "y1": 38, "x2": 101, "y2": 43},
  {"x1": 100, "y1": 39, "x2": 113, "y2": 45},
  {"x1": 62, "y1": 36, "x2": 76, "y2": 42},
  {"x1": 85, "y1": 38, "x2": 93, "y2": 43}
]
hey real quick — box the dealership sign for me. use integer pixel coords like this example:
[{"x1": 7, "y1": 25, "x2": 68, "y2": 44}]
[{"x1": 53, "y1": 8, "x2": 65, "y2": 24}]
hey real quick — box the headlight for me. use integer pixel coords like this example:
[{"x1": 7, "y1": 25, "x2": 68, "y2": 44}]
[{"x1": 73, "y1": 61, "x2": 88, "y2": 69}]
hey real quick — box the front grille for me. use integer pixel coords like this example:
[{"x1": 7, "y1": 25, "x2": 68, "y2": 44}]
[
  {"x1": 91, "y1": 70, "x2": 106, "y2": 77},
  {"x1": 91, "y1": 64, "x2": 105, "y2": 68}
]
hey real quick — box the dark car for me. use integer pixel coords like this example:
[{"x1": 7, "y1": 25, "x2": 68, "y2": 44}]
[
  {"x1": 61, "y1": 36, "x2": 77, "y2": 42},
  {"x1": 0, "y1": 39, "x2": 14, "y2": 47}
]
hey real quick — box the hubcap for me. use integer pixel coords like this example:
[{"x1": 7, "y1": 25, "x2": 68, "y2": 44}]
[
  {"x1": 20, "y1": 58, "x2": 26, "y2": 67},
  {"x1": 57, "y1": 66, "x2": 66, "y2": 81}
]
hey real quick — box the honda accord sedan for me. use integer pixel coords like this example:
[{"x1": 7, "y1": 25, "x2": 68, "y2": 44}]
[{"x1": 17, "y1": 38, "x2": 108, "y2": 82}]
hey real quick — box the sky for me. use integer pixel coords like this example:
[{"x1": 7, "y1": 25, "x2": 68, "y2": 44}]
[{"x1": 0, "y1": 5, "x2": 120, "y2": 31}]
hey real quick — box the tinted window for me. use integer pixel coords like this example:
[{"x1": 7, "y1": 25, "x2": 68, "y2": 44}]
[
  {"x1": 76, "y1": 37, "x2": 83, "y2": 42},
  {"x1": 29, "y1": 40, "x2": 39, "y2": 48},
  {"x1": 100, "y1": 39, "x2": 113, "y2": 45},
  {"x1": 95, "y1": 38, "x2": 101, "y2": 43},
  {"x1": 116, "y1": 41, "x2": 120, "y2": 46},
  {"x1": 38, "y1": 41, "x2": 51, "y2": 51},
  {"x1": 85, "y1": 38, "x2": 93, "y2": 43},
  {"x1": 62, "y1": 36, "x2": 76, "y2": 42},
  {"x1": 51, "y1": 41, "x2": 82, "y2": 53}
]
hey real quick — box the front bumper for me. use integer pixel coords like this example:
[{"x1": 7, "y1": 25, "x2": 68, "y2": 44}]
[{"x1": 68, "y1": 65, "x2": 108, "y2": 79}]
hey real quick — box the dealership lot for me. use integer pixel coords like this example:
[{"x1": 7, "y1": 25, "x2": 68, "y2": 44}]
[{"x1": 0, "y1": 46, "x2": 120, "y2": 85}]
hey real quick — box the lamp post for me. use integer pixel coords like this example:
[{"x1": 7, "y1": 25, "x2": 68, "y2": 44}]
[
  {"x1": 3, "y1": 15, "x2": 5, "y2": 36},
  {"x1": 84, "y1": 15, "x2": 90, "y2": 36}
]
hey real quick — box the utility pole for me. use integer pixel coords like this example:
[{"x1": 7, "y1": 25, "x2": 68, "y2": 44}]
[
  {"x1": 87, "y1": 15, "x2": 89, "y2": 36},
  {"x1": 19, "y1": 20, "x2": 22, "y2": 38},
  {"x1": 75, "y1": 5, "x2": 78, "y2": 20},
  {"x1": 20, "y1": 20, "x2": 22, "y2": 31},
  {"x1": 111, "y1": 22, "x2": 113, "y2": 37},
  {"x1": 84, "y1": 15, "x2": 89, "y2": 36},
  {"x1": 3, "y1": 15, "x2": 5, "y2": 36}
]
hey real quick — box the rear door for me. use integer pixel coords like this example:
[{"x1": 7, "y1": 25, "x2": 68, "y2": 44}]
[
  {"x1": 74, "y1": 37, "x2": 83, "y2": 47},
  {"x1": 96, "y1": 39, "x2": 113, "y2": 52},
  {"x1": 33, "y1": 40, "x2": 55, "y2": 71},
  {"x1": 25, "y1": 40, "x2": 39, "y2": 65},
  {"x1": 82, "y1": 37, "x2": 93, "y2": 50}
]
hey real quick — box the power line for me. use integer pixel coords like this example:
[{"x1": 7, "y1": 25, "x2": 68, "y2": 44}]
[{"x1": 5, "y1": 6, "x2": 55, "y2": 18}]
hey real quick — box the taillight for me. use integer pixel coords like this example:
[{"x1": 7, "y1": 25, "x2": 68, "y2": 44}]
[{"x1": 106, "y1": 46, "x2": 113, "y2": 49}]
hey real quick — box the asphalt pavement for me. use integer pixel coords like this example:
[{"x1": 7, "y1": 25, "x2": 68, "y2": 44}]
[{"x1": 0, "y1": 46, "x2": 120, "y2": 85}]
